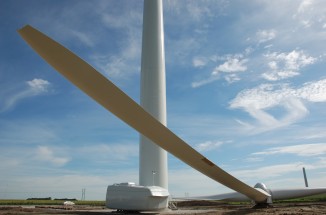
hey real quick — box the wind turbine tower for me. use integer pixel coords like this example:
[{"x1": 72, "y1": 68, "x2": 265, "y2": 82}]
[{"x1": 139, "y1": 0, "x2": 168, "y2": 189}]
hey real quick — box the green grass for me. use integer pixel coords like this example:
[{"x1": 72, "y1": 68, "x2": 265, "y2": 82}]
[
  {"x1": 0, "y1": 199, "x2": 106, "y2": 206},
  {"x1": 1, "y1": 194, "x2": 325, "y2": 206},
  {"x1": 226, "y1": 194, "x2": 326, "y2": 204},
  {"x1": 275, "y1": 194, "x2": 326, "y2": 203}
]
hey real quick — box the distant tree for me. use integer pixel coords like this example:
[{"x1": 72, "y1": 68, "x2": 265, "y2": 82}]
[{"x1": 27, "y1": 197, "x2": 51, "y2": 200}]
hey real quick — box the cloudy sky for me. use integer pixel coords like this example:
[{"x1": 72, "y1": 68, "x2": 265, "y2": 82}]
[{"x1": 1, "y1": 0, "x2": 326, "y2": 200}]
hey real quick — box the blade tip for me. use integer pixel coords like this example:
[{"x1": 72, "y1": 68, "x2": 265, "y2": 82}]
[{"x1": 17, "y1": 25, "x2": 32, "y2": 34}]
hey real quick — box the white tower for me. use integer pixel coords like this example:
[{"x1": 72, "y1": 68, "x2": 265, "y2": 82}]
[{"x1": 139, "y1": 0, "x2": 168, "y2": 189}]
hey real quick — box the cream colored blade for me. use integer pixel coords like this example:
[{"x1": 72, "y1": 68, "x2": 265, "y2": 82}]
[{"x1": 18, "y1": 25, "x2": 269, "y2": 203}]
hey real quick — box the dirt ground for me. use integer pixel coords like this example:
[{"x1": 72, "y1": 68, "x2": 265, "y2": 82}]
[{"x1": 0, "y1": 202, "x2": 325, "y2": 215}]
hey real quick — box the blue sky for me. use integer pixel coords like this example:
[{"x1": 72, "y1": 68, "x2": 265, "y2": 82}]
[{"x1": 1, "y1": 0, "x2": 326, "y2": 200}]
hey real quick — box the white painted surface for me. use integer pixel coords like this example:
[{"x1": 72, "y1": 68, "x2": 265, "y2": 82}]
[
  {"x1": 187, "y1": 187, "x2": 326, "y2": 202},
  {"x1": 106, "y1": 183, "x2": 169, "y2": 211},
  {"x1": 139, "y1": 0, "x2": 168, "y2": 189}
]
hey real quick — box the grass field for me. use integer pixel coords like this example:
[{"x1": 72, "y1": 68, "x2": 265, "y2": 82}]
[
  {"x1": 0, "y1": 199, "x2": 106, "y2": 206},
  {"x1": 276, "y1": 193, "x2": 326, "y2": 203},
  {"x1": 0, "y1": 194, "x2": 325, "y2": 206}
]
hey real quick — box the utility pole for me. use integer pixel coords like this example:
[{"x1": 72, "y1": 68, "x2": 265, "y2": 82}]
[
  {"x1": 302, "y1": 167, "x2": 309, "y2": 187},
  {"x1": 81, "y1": 188, "x2": 86, "y2": 200}
]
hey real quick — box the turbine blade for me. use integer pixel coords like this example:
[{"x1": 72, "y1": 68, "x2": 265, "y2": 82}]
[
  {"x1": 178, "y1": 187, "x2": 326, "y2": 201},
  {"x1": 18, "y1": 25, "x2": 269, "y2": 203},
  {"x1": 270, "y1": 187, "x2": 326, "y2": 200}
]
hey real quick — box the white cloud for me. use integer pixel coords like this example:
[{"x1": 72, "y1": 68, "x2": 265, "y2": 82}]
[
  {"x1": 0, "y1": 79, "x2": 50, "y2": 113},
  {"x1": 101, "y1": 8, "x2": 142, "y2": 30},
  {"x1": 185, "y1": 2, "x2": 211, "y2": 21},
  {"x1": 92, "y1": 7, "x2": 142, "y2": 79},
  {"x1": 69, "y1": 29, "x2": 94, "y2": 47},
  {"x1": 213, "y1": 58, "x2": 248, "y2": 74},
  {"x1": 298, "y1": 0, "x2": 314, "y2": 13},
  {"x1": 92, "y1": 38, "x2": 141, "y2": 79},
  {"x1": 195, "y1": 141, "x2": 224, "y2": 152},
  {"x1": 230, "y1": 79, "x2": 326, "y2": 132},
  {"x1": 256, "y1": 29, "x2": 276, "y2": 43},
  {"x1": 262, "y1": 50, "x2": 316, "y2": 81},
  {"x1": 193, "y1": 57, "x2": 207, "y2": 67},
  {"x1": 245, "y1": 156, "x2": 264, "y2": 163},
  {"x1": 225, "y1": 74, "x2": 241, "y2": 84},
  {"x1": 165, "y1": 0, "x2": 228, "y2": 22},
  {"x1": 191, "y1": 76, "x2": 219, "y2": 88},
  {"x1": 36, "y1": 146, "x2": 70, "y2": 167},
  {"x1": 27, "y1": 78, "x2": 50, "y2": 93},
  {"x1": 262, "y1": 70, "x2": 300, "y2": 81},
  {"x1": 191, "y1": 54, "x2": 248, "y2": 88},
  {"x1": 252, "y1": 143, "x2": 326, "y2": 157},
  {"x1": 79, "y1": 143, "x2": 138, "y2": 162},
  {"x1": 233, "y1": 163, "x2": 308, "y2": 180},
  {"x1": 293, "y1": 0, "x2": 326, "y2": 30},
  {"x1": 297, "y1": 79, "x2": 326, "y2": 102},
  {"x1": 167, "y1": 37, "x2": 201, "y2": 66}
]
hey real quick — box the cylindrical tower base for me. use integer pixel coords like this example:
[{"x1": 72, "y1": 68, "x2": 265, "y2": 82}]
[{"x1": 139, "y1": 0, "x2": 168, "y2": 189}]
